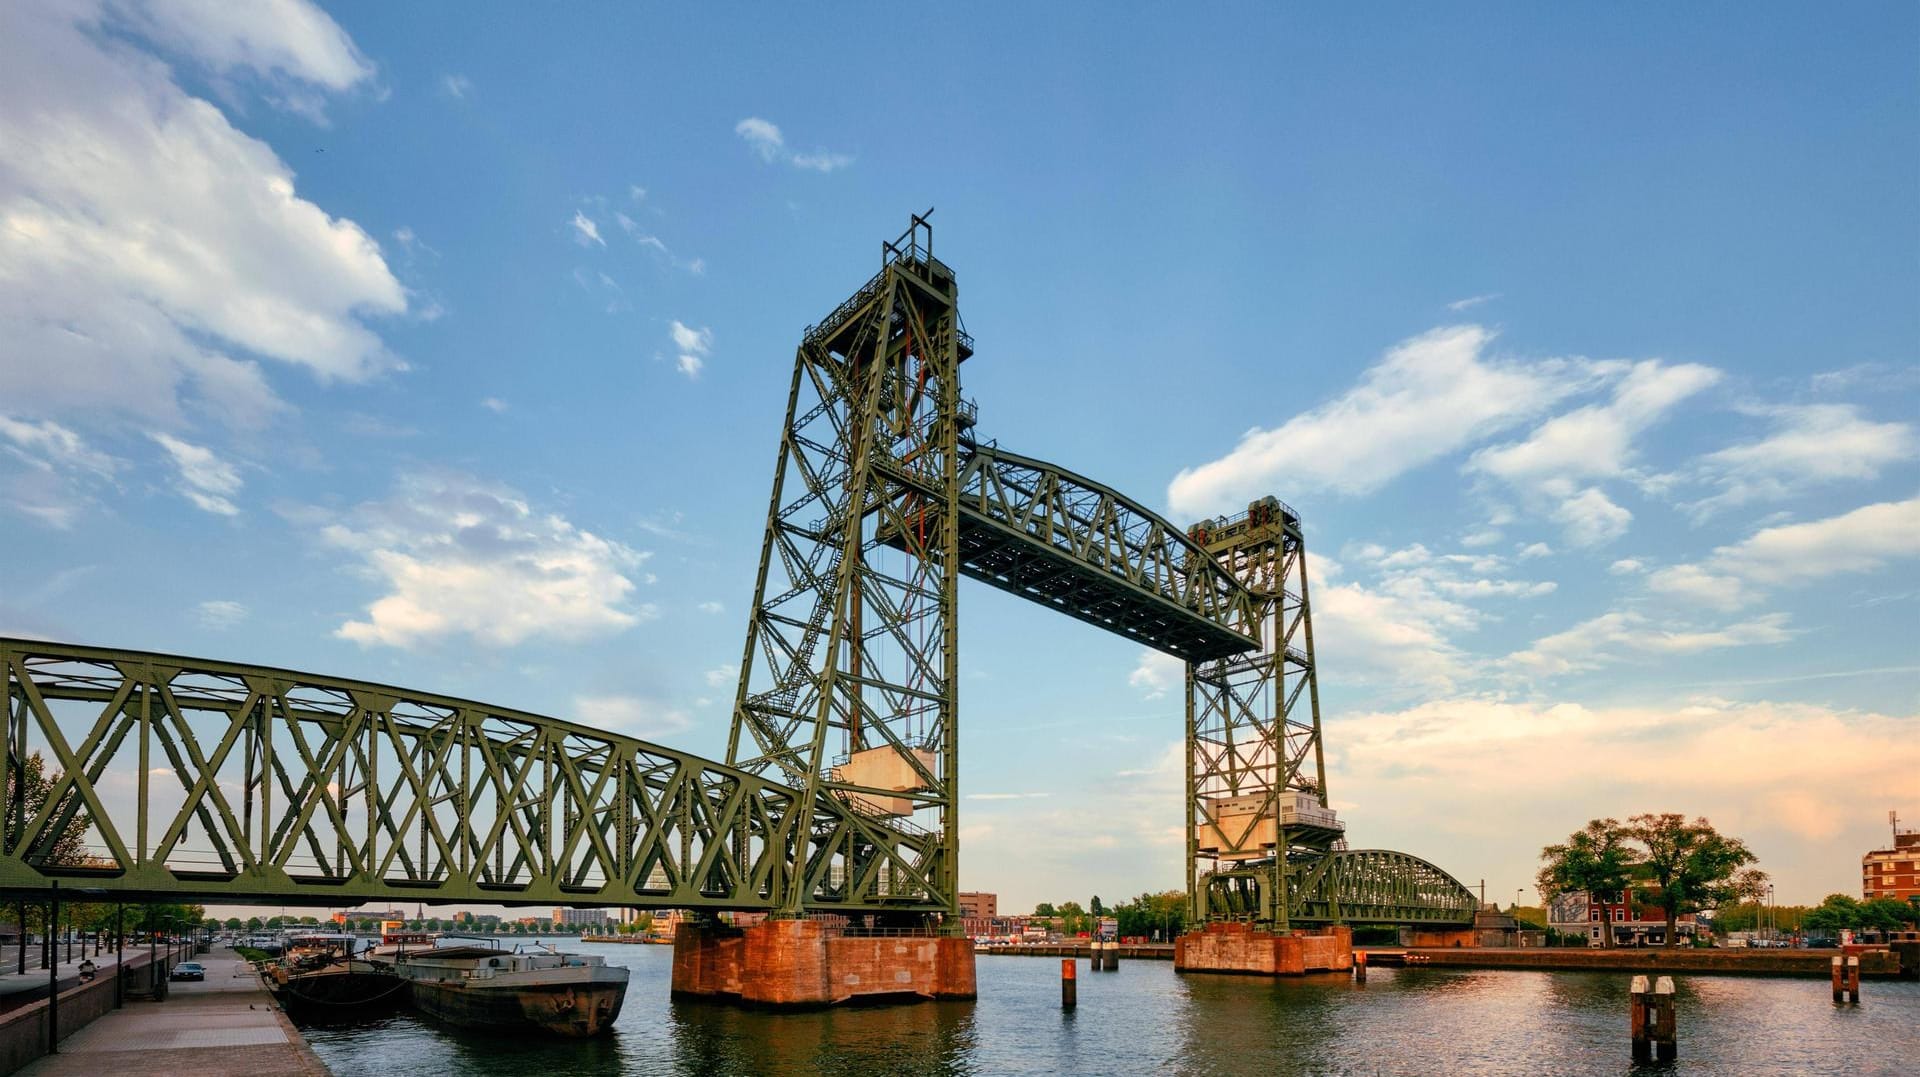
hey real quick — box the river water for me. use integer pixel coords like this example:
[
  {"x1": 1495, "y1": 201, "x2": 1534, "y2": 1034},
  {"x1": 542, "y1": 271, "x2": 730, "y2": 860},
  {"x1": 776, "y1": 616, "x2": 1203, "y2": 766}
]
[{"x1": 300, "y1": 940, "x2": 1912, "y2": 1076}]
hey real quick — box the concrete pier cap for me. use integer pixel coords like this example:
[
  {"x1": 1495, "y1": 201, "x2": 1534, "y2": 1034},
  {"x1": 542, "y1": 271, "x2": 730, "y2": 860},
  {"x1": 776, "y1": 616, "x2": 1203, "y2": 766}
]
[{"x1": 671, "y1": 919, "x2": 976, "y2": 1008}]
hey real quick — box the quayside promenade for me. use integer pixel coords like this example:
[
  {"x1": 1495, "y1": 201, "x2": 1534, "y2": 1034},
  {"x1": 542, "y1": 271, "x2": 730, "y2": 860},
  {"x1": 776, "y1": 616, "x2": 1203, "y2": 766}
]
[{"x1": 17, "y1": 948, "x2": 324, "y2": 1077}]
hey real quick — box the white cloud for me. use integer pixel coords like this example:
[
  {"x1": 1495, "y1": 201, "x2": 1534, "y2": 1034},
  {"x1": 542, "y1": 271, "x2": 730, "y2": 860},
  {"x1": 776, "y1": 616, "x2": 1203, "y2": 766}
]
[
  {"x1": 1335, "y1": 696, "x2": 1920, "y2": 902},
  {"x1": 1460, "y1": 528, "x2": 1502, "y2": 548},
  {"x1": 1168, "y1": 326, "x2": 1591, "y2": 517},
  {"x1": 1609, "y1": 558, "x2": 1645, "y2": 575},
  {"x1": 789, "y1": 150, "x2": 854, "y2": 173},
  {"x1": 670, "y1": 320, "x2": 712, "y2": 379},
  {"x1": 1309, "y1": 563, "x2": 1476, "y2": 694},
  {"x1": 1646, "y1": 564, "x2": 1750, "y2": 611},
  {"x1": 1551, "y1": 486, "x2": 1633, "y2": 547},
  {"x1": 1705, "y1": 496, "x2": 1920, "y2": 589},
  {"x1": 318, "y1": 471, "x2": 654, "y2": 648},
  {"x1": 1517, "y1": 542, "x2": 1553, "y2": 560},
  {"x1": 734, "y1": 116, "x2": 853, "y2": 173},
  {"x1": 1446, "y1": 292, "x2": 1502, "y2": 311},
  {"x1": 570, "y1": 210, "x2": 605, "y2": 248},
  {"x1": 0, "y1": 2, "x2": 404, "y2": 429},
  {"x1": 628, "y1": 185, "x2": 647, "y2": 202},
  {"x1": 114, "y1": 0, "x2": 375, "y2": 113},
  {"x1": 151, "y1": 433, "x2": 242, "y2": 515},
  {"x1": 696, "y1": 601, "x2": 725, "y2": 615},
  {"x1": 480, "y1": 397, "x2": 508, "y2": 414},
  {"x1": 0, "y1": 415, "x2": 122, "y2": 526},
  {"x1": 1471, "y1": 359, "x2": 1719, "y2": 545},
  {"x1": 572, "y1": 694, "x2": 691, "y2": 739},
  {"x1": 195, "y1": 599, "x2": 247, "y2": 628},
  {"x1": 1504, "y1": 610, "x2": 1791, "y2": 677},
  {"x1": 1649, "y1": 497, "x2": 1920, "y2": 614},
  {"x1": 1683, "y1": 404, "x2": 1916, "y2": 517},
  {"x1": 734, "y1": 117, "x2": 784, "y2": 161},
  {"x1": 440, "y1": 73, "x2": 472, "y2": 99},
  {"x1": 1127, "y1": 650, "x2": 1184, "y2": 699},
  {"x1": 702, "y1": 664, "x2": 738, "y2": 688}
]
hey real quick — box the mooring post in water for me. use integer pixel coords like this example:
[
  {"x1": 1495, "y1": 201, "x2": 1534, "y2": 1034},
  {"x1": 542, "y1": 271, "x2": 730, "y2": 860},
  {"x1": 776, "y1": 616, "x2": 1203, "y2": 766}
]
[
  {"x1": 1354, "y1": 949, "x2": 1367, "y2": 983},
  {"x1": 1107, "y1": 940, "x2": 1120, "y2": 971},
  {"x1": 1629, "y1": 974, "x2": 1651, "y2": 1063},
  {"x1": 1652, "y1": 975, "x2": 1676, "y2": 1062},
  {"x1": 1846, "y1": 955, "x2": 1860, "y2": 1003},
  {"x1": 1061, "y1": 958, "x2": 1076, "y2": 1009},
  {"x1": 1831, "y1": 956, "x2": 1844, "y2": 1003}
]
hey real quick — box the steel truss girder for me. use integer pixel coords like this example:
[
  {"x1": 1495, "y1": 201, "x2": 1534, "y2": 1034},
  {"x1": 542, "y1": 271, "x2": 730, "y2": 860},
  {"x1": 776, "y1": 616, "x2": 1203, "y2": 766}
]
[
  {"x1": 1286, "y1": 849, "x2": 1479, "y2": 925},
  {"x1": 0, "y1": 639, "x2": 944, "y2": 911},
  {"x1": 947, "y1": 447, "x2": 1262, "y2": 662}
]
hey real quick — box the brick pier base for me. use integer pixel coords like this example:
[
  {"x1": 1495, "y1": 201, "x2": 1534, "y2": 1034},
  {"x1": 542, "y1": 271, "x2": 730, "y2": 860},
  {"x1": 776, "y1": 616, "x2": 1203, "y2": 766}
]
[
  {"x1": 1174, "y1": 922, "x2": 1354, "y2": 976},
  {"x1": 670, "y1": 919, "x2": 977, "y2": 1007}
]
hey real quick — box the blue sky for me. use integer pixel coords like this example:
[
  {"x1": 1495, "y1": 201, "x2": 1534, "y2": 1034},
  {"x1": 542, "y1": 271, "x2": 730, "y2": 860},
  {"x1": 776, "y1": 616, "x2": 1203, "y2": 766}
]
[{"x1": 1, "y1": 1, "x2": 1916, "y2": 914}]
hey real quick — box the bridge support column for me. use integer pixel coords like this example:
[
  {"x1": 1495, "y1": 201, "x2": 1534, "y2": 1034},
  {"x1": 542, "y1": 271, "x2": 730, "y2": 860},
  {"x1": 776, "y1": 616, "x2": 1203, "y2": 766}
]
[
  {"x1": 670, "y1": 919, "x2": 975, "y2": 1008},
  {"x1": 1174, "y1": 923, "x2": 1352, "y2": 976}
]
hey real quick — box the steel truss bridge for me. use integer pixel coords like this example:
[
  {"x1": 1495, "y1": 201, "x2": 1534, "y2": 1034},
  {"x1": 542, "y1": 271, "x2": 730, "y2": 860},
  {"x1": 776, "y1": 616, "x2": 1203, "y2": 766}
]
[{"x1": 2, "y1": 215, "x2": 1474, "y2": 930}]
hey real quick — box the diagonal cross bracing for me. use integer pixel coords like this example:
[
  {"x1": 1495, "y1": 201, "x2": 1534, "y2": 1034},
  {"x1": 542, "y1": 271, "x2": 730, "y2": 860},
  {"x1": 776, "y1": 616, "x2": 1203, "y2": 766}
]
[{"x1": 0, "y1": 638, "x2": 943, "y2": 911}]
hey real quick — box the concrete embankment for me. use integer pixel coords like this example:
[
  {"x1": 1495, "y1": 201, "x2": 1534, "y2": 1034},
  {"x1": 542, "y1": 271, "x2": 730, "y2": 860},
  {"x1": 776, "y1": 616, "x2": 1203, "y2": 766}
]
[
  {"x1": 979, "y1": 944, "x2": 1175, "y2": 960},
  {"x1": 1368, "y1": 946, "x2": 1904, "y2": 978},
  {"x1": 12, "y1": 948, "x2": 326, "y2": 1077}
]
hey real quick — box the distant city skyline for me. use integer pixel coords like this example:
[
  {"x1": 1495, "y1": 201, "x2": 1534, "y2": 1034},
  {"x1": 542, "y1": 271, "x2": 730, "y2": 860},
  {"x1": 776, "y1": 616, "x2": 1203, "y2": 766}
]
[{"x1": 3, "y1": 2, "x2": 1916, "y2": 914}]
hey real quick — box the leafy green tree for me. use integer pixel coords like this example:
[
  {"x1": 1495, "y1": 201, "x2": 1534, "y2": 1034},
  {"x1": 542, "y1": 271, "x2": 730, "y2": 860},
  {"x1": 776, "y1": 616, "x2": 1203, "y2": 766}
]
[
  {"x1": 225, "y1": 917, "x2": 242, "y2": 930},
  {"x1": 245, "y1": 916, "x2": 262, "y2": 932},
  {"x1": 1089, "y1": 896, "x2": 1103, "y2": 917},
  {"x1": 4, "y1": 752, "x2": 92, "y2": 866},
  {"x1": 1536, "y1": 818, "x2": 1635, "y2": 948},
  {"x1": 1628, "y1": 813, "x2": 1763, "y2": 948},
  {"x1": 1033, "y1": 902, "x2": 1056, "y2": 917}
]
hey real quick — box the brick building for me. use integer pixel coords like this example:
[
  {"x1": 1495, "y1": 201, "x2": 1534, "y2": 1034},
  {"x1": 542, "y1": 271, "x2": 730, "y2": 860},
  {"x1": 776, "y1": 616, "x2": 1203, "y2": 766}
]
[
  {"x1": 1862, "y1": 828, "x2": 1920, "y2": 901},
  {"x1": 1547, "y1": 888, "x2": 1695, "y2": 946}
]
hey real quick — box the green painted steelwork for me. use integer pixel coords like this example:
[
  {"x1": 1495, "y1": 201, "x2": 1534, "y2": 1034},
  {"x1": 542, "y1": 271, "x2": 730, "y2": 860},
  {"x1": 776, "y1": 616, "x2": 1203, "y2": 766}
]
[
  {"x1": 1185, "y1": 498, "x2": 1477, "y2": 929},
  {"x1": 2, "y1": 218, "x2": 1475, "y2": 930},
  {"x1": 1205, "y1": 849, "x2": 1479, "y2": 926},
  {"x1": 0, "y1": 639, "x2": 941, "y2": 910}
]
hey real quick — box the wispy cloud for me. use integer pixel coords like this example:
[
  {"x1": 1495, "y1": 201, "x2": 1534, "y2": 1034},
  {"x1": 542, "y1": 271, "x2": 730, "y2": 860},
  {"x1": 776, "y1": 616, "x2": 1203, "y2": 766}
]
[
  {"x1": 734, "y1": 116, "x2": 853, "y2": 173},
  {"x1": 1447, "y1": 292, "x2": 1502, "y2": 311},
  {"x1": 151, "y1": 434, "x2": 243, "y2": 516},
  {"x1": 669, "y1": 321, "x2": 712, "y2": 379},
  {"x1": 570, "y1": 210, "x2": 605, "y2": 248},
  {"x1": 195, "y1": 599, "x2": 248, "y2": 629}
]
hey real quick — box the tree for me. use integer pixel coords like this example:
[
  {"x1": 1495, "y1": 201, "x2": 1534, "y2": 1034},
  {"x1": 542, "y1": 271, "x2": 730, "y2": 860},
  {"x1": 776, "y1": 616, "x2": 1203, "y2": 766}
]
[
  {"x1": 225, "y1": 917, "x2": 242, "y2": 930},
  {"x1": 1057, "y1": 901, "x2": 1086, "y2": 935},
  {"x1": 1536, "y1": 818, "x2": 1635, "y2": 948},
  {"x1": 1090, "y1": 896, "x2": 1104, "y2": 917},
  {"x1": 1033, "y1": 902, "x2": 1056, "y2": 917},
  {"x1": 245, "y1": 916, "x2": 262, "y2": 932},
  {"x1": 4, "y1": 752, "x2": 92, "y2": 866},
  {"x1": 1628, "y1": 813, "x2": 1763, "y2": 948}
]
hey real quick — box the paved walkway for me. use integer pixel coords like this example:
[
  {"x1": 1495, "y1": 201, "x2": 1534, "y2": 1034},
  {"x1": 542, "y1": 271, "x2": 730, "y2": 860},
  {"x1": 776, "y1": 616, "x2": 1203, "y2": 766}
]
[
  {"x1": 20, "y1": 949, "x2": 327, "y2": 1076},
  {"x1": 0, "y1": 946, "x2": 143, "y2": 1012}
]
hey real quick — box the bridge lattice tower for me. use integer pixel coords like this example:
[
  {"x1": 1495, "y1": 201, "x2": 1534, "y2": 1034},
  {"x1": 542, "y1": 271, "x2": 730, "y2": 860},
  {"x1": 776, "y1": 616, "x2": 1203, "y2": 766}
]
[
  {"x1": 1185, "y1": 497, "x2": 1335, "y2": 930},
  {"x1": 725, "y1": 214, "x2": 966, "y2": 921}
]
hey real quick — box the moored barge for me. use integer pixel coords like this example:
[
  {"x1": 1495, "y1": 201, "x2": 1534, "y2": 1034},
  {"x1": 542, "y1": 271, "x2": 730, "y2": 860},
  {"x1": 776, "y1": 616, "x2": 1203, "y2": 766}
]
[{"x1": 391, "y1": 944, "x2": 629, "y2": 1037}]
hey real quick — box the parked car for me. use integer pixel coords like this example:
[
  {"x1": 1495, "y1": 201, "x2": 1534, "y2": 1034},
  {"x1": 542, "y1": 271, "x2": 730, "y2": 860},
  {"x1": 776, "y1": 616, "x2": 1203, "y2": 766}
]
[{"x1": 170, "y1": 961, "x2": 205, "y2": 982}]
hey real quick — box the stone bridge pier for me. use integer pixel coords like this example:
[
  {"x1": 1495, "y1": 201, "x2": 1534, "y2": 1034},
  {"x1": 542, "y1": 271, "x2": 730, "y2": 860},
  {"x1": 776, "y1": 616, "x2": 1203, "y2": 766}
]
[{"x1": 670, "y1": 920, "x2": 976, "y2": 1008}]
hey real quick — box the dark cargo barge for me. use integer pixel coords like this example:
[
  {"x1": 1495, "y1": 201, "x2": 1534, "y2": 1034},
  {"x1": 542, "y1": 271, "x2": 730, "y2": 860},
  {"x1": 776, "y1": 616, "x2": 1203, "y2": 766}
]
[{"x1": 391, "y1": 944, "x2": 629, "y2": 1037}]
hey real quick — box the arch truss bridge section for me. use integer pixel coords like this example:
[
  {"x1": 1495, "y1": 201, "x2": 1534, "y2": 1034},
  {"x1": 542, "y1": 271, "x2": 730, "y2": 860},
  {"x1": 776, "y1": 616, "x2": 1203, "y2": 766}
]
[{"x1": 0, "y1": 639, "x2": 939, "y2": 911}]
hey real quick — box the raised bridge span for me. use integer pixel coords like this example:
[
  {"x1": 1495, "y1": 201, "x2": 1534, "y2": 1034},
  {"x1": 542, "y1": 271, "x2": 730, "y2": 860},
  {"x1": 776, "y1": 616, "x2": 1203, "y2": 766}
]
[{"x1": 3, "y1": 216, "x2": 1473, "y2": 935}]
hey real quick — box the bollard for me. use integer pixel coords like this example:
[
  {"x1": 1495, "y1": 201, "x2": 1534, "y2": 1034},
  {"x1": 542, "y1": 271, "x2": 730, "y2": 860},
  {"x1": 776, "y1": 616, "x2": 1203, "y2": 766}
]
[
  {"x1": 1831, "y1": 956, "x2": 1844, "y2": 1002},
  {"x1": 1652, "y1": 976, "x2": 1676, "y2": 1062},
  {"x1": 1108, "y1": 940, "x2": 1121, "y2": 971},
  {"x1": 1061, "y1": 958, "x2": 1076, "y2": 1009},
  {"x1": 1629, "y1": 974, "x2": 1651, "y2": 1063},
  {"x1": 1846, "y1": 955, "x2": 1860, "y2": 1003},
  {"x1": 1354, "y1": 949, "x2": 1367, "y2": 983}
]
